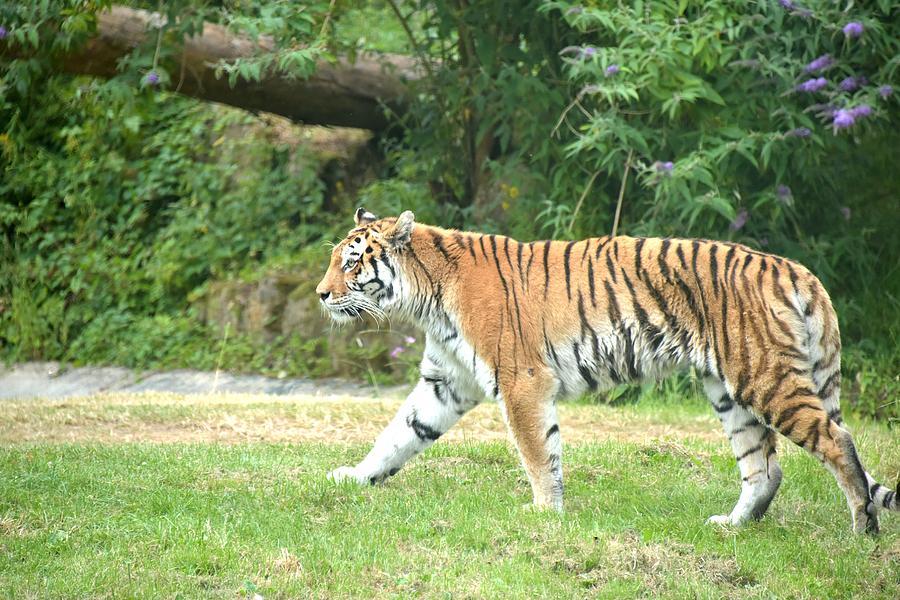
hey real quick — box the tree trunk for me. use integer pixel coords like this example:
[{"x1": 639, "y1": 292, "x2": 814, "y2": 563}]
[{"x1": 2, "y1": 6, "x2": 421, "y2": 131}]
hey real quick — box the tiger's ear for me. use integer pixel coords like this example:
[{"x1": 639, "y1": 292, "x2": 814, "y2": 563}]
[
  {"x1": 354, "y1": 207, "x2": 378, "y2": 226},
  {"x1": 384, "y1": 210, "x2": 415, "y2": 248}
]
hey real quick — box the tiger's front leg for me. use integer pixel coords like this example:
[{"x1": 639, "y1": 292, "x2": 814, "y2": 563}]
[
  {"x1": 500, "y1": 369, "x2": 564, "y2": 511},
  {"x1": 328, "y1": 367, "x2": 478, "y2": 486}
]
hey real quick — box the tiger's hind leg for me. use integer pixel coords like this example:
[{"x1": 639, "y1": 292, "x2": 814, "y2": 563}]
[
  {"x1": 760, "y1": 374, "x2": 878, "y2": 534},
  {"x1": 704, "y1": 378, "x2": 783, "y2": 526}
]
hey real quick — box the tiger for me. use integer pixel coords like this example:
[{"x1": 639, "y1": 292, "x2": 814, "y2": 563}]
[{"x1": 316, "y1": 207, "x2": 898, "y2": 534}]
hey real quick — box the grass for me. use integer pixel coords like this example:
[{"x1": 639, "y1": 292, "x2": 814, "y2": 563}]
[{"x1": 1, "y1": 390, "x2": 898, "y2": 598}]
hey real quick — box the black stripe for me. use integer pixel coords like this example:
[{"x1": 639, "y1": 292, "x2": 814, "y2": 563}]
[
  {"x1": 504, "y1": 236, "x2": 514, "y2": 272},
  {"x1": 431, "y1": 231, "x2": 452, "y2": 263},
  {"x1": 720, "y1": 294, "x2": 731, "y2": 359},
  {"x1": 563, "y1": 241, "x2": 576, "y2": 301},
  {"x1": 479, "y1": 236, "x2": 489, "y2": 260},
  {"x1": 510, "y1": 268, "x2": 525, "y2": 339},
  {"x1": 595, "y1": 236, "x2": 610, "y2": 259},
  {"x1": 731, "y1": 419, "x2": 761, "y2": 436},
  {"x1": 675, "y1": 243, "x2": 688, "y2": 270},
  {"x1": 672, "y1": 272, "x2": 704, "y2": 340},
  {"x1": 622, "y1": 329, "x2": 639, "y2": 380},
  {"x1": 603, "y1": 280, "x2": 621, "y2": 323},
  {"x1": 634, "y1": 238, "x2": 645, "y2": 273},
  {"x1": 577, "y1": 291, "x2": 591, "y2": 337},
  {"x1": 526, "y1": 242, "x2": 536, "y2": 286},
  {"x1": 826, "y1": 407, "x2": 843, "y2": 424},
  {"x1": 606, "y1": 249, "x2": 617, "y2": 284},
  {"x1": 452, "y1": 232, "x2": 467, "y2": 255},
  {"x1": 774, "y1": 401, "x2": 819, "y2": 429},
  {"x1": 723, "y1": 245, "x2": 736, "y2": 290},
  {"x1": 573, "y1": 342, "x2": 598, "y2": 390},
  {"x1": 741, "y1": 253, "x2": 753, "y2": 276},
  {"x1": 543, "y1": 240, "x2": 552, "y2": 300},
  {"x1": 516, "y1": 240, "x2": 525, "y2": 288},
  {"x1": 489, "y1": 235, "x2": 511, "y2": 311},
  {"x1": 587, "y1": 258, "x2": 596, "y2": 307},
  {"x1": 786, "y1": 262, "x2": 800, "y2": 295},
  {"x1": 735, "y1": 444, "x2": 762, "y2": 461},
  {"x1": 405, "y1": 244, "x2": 436, "y2": 288},
  {"x1": 406, "y1": 412, "x2": 442, "y2": 441},
  {"x1": 621, "y1": 269, "x2": 661, "y2": 345},
  {"x1": 381, "y1": 256, "x2": 396, "y2": 278},
  {"x1": 465, "y1": 235, "x2": 476, "y2": 259},
  {"x1": 817, "y1": 371, "x2": 840, "y2": 398},
  {"x1": 546, "y1": 424, "x2": 560, "y2": 439},
  {"x1": 709, "y1": 244, "x2": 719, "y2": 296},
  {"x1": 658, "y1": 239, "x2": 671, "y2": 280},
  {"x1": 712, "y1": 397, "x2": 734, "y2": 414}
]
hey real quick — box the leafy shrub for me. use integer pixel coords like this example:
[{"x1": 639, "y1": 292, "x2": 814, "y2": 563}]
[{"x1": 1, "y1": 1, "x2": 897, "y2": 421}]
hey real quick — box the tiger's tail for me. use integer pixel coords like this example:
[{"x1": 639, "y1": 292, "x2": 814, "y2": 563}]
[
  {"x1": 866, "y1": 473, "x2": 900, "y2": 512},
  {"x1": 803, "y1": 275, "x2": 898, "y2": 515}
]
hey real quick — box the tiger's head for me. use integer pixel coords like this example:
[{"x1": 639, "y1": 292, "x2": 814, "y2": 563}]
[{"x1": 316, "y1": 207, "x2": 415, "y2": 324}]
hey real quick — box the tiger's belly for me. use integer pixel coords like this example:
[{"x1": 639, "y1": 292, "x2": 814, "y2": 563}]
[{"x1": 545, "y1": 324, "x2": 692, "y2": 398}]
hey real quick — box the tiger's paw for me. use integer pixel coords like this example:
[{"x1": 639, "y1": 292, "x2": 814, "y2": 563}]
[
  {"x1": 706, "y1": 514, "x2": 737, "y2": 527},
  {"x1": 327, "y1": 466, "x2": 366, "y2": 485}
]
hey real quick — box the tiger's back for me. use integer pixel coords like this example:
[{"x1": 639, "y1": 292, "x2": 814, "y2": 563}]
[{"x1": 451, "y1": 234, "x2": 841, "y2": 423}]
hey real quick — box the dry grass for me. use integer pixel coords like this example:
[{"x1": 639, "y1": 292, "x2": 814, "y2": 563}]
[{"x1": 0, "y1": 390, "x2": 723, "y2": 445}]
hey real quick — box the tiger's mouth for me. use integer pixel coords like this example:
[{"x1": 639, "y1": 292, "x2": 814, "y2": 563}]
[
  {"x1": 321, "y1": 294, "x2": 387, "y2": 324},
  {"x1": 322, "y1": 302, "x2": 363, "y2": 324}
]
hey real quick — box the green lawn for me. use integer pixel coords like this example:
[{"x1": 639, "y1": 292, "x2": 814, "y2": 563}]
[{"x1": 1, "y1": 394, "x2": 898, "y2": 598}]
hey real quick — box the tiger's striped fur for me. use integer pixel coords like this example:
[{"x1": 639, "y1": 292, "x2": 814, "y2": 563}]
[{"x1": 317, "y1": 209, "x2": 898, "y2": 533}]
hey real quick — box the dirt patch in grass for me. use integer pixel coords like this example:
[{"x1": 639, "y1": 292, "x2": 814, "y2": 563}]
[
  {"x1": 0, "y1": 391, "x2": 724, "y2": 445},
  {"x1": 555, "y1": 530, "x2": 757, "y2": 596}
]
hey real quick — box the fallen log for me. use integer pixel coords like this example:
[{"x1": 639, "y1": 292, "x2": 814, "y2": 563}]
[{"x1": 2, "y1": 5, "x2": 421, "y2": 131}]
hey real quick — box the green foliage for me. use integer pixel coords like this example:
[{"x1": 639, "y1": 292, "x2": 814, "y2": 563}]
[
  {"x1": 1, "y1": 1, "x2": 897, "y2": 420},
  {"x1": 347, "y1": 0, "x2": 899, "y2": 418},
  {"x1": 0, "y1": 68, "x2": 329, "y2": 368}
]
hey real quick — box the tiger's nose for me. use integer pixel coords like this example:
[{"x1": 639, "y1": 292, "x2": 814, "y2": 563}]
[{"x1": 319, "y1": 291, "x2": 330, "y2": 301}]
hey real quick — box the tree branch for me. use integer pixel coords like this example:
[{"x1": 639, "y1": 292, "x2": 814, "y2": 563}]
[{"x1": 2, "y1": 5, "x2": 424, "y2": 131}]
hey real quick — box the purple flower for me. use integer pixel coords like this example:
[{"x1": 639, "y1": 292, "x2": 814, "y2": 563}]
[
  {"x1": 581, "y1": 46, "x2": 596, "y2": 59},
  {"x1": 390, "y1": 346, "x2": 405, "y2": 359},
  {"x1": 778, "y1": 0, "x2": 794, "y2": 8},
  {"x1": 605, "y1": 64, "x2": 620, "y2": 77},
  {"x1": 786, "y1": 127, "x2": 812, "y2": 138},
  {"x1": 730, "y1": 209, "x2": 749, "y2": 232},
  {"x1": 879, "y1": 85, "x2": 893, "y2": 98},
  {"x1": 832, "y1": 109, "x2": 855, "y2": 130},
  {"x1": 404, "y1": 336, "x2": 416, "y2": 345},
  {"x1": 838, "y1": 77, "x2": 859, "y2": 92},
  {"x1": 804, "y1": 55, "x2": 833, "y2": 73},
  {"x1": 145, "y1": 71, "x2": 160, "y2": 85},
  {"x1": 654, "y1": 161, "x2": 674, "y2": 174},
  {"x1": 849, "y1": 104, "x2": 871, "y2": 119},
  {"x1": 796, "y1": 77, "x2": 827, "y2": 93},
  {"x1": 842, "y1": 22, "x2": 864, "y2": 38},
  {"x1": 776, "y1": 185, "x2": 792, "y2": 202},
  {"x1": 0, "y1": 26, "x2": 7, "y2": 40},
  {"x1": 840, "y1": 207, "x2": 851, "y2": 221}
]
